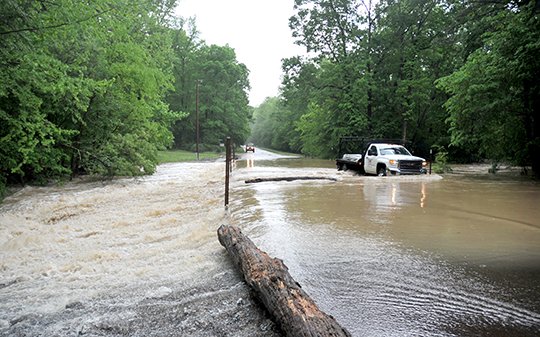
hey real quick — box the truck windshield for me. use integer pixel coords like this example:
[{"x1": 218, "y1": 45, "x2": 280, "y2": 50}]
[{"x1": 380, "y1": 147, "x2": 411, "y2": 156}]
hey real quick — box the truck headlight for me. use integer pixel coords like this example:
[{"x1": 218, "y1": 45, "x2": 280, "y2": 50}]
[
  {"x1": 422, "y1": 161, "x2": 427, "y2": 167},
  {"x1": 389, "y1": 159, "x2": 396, "y2": 166}
]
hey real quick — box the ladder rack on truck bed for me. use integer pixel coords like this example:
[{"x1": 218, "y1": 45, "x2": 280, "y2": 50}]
[{"x1": 336, "y1": 137, "x2": 408, "y2": 158}]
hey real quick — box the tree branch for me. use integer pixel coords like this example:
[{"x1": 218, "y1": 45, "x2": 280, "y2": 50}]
[{"x1": 0, "y1": 7, "x2": 114, "y2": 35}]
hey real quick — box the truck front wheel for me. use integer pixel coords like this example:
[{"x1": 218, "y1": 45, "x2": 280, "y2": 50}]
[{"x1": 377, "y1": 166, "x2": 387, "y2": 176}]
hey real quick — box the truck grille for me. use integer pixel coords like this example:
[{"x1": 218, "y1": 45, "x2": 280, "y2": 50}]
[{"x1": 399, "y1": 160, "x2": 423, "y2": 173}]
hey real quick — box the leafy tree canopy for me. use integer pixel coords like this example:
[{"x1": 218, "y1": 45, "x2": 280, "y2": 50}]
[
  {"x1": 0, "y1": 0, "x2": 252, "y2": 198},
  {"x1": 259, "y1": 0, "x2": 540, "y2": 177}
]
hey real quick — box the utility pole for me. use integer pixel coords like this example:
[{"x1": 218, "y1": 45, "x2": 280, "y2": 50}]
[{"x1": 195, "y1": 80, "x2": 200, "y2": 160}]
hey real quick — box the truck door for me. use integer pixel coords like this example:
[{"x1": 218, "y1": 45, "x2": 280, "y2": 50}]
[{"x1": 365, "y1": 145, "x2": 378, "y2": 174}]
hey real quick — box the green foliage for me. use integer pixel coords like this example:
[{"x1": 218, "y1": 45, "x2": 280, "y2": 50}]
[
  {"x1": 290, "y1": 0, "x2": 363, "y2": 61},
  {"x1": 431, "y1": 146, "x2": 451, "y2": 174},
  {"x1": 283, "y1": 0, "x2": 453, "y2": 158},
  {"x1": 198, "y1": 44, "x2": 251, "y2": 144},
  {"x1": 0, "y1": 0, "x2": 251, "y2": 200},
  {"x1": 373, "y1": 0, "x2": 457, "y2": 143},
  {"x1": 166, "y1": 25, "x2": 252, "y2": 151},
  {"x1": 279, "y1": 57, "x2": 319, "y2": 152},
  {"x1": 292, "y1": 58, "x2": 370, "y2": 158},
  {"x1": 437, "y1": 3, "x2": 539, "y2": 171},
  {"x1": 250, "y1": 97, "x2": 282, "y2": 149},
  {"x1": 297, "y1": 102, "x2": 337, "y2": 158},
  {"x1": 0, "y1": 0, "x2": 190, "y2": 191},
  {"x1": 277, "y1": 0, "x2": 538, "y2": 176},
  {"x1": 249, "y1": 96, "x2": 305, "y2": 154}
]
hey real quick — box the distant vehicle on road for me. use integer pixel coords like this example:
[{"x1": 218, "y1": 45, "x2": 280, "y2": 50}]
[{"x1": 245, "y1": 143, "x2": 255, "y2": 152}]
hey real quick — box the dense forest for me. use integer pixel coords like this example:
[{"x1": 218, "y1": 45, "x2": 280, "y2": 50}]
[
  {"x1": 1, "y1": 1, "x2": 539, "y2": 198},
  {"x1": 250, "y1": 0, "x2": 539, "y2": 177},
  {"x1": 0, "y1": 0, "x2": 251, "y2": 197}
]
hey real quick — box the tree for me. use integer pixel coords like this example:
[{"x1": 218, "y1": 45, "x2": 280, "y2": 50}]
[
  {"x1": 167, "y1": 35, "x2": 252, "y2": 150},
  {"x1": 166, "y1": 19, "x2": 203, "y2": 148},
  {"x1": 290, "y1": 0, "x2": 363, "y2": 61},
  {"x1": 250, "y1": 97, "x2": 281, "y2": 149},
  {"x1": 295, "y1": 58, "x2": 369, "y2": 157},
  {"x1": 437, "y1": 2, "x2": 540, "y2": 174},
  {"x1": 0, "y1": 0, "x2": 183, "y2": 197},
  {"x1": 198, "y1": 44, "x2": 251, "y2": 146},
  {"x1": 371, "y1": 0, "x2": 460, "y2": 154},
  {"x1": 278, "y1": 0, "x2": 538, "y2": 170},
  {"x1": 287, "y1": 0, "x2": 373, "y2": 157},
  {"x1": 280, "y1": 56, "x2": 319, "y2": 152}
]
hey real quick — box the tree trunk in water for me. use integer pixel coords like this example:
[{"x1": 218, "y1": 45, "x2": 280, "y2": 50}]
[
  {"x1": 245, "y1": 176, "x2": 337, "y2": 184},
  {"x1": 217, "y1": 224, "x2": 352, "y2": 337}
]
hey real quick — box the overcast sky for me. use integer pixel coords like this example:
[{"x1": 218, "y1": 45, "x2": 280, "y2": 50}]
[{"x1": 174, "y1": 0, "x2": 306, "y2": 107}]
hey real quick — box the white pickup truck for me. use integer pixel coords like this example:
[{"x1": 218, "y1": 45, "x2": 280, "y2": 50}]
[{"x1": 336, "y1": 142, "x2": 427, "y2": 176}]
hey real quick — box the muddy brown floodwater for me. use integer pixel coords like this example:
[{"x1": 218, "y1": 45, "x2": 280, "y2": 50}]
[{"x1": 1, "y1": 152, "x2": 539, "y2": 336}]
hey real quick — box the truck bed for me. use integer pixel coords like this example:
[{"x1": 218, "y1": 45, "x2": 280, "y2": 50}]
[{"x1": 336, "y1": 154, "x2": 364, "y2": 172}]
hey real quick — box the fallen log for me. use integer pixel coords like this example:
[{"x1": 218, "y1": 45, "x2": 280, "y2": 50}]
[
  {"x1": 245, "y1": 176, "x2": 337, "y2": 184},
  {"x1": 217, "y1": 224, "x2": 351, "y2": 337}
]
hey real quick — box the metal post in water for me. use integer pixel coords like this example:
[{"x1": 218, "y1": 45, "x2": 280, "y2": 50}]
[
  {"x1": 195, "y1": 80, "x2": 200, "y2": 161},
  {"x1": 225, "y1": 137, "x2": 231, "y2": 207},
  {"x1": 231, "y1": 141, "x2": 235, "y2": 173},
  {"x1": 232, "y1": 142, "x2": 235, "y2": 171}
]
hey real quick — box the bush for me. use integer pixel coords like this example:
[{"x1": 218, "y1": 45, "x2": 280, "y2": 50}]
[{"x1": 432, "y1": 147, "x2": 452, "y2": 174}]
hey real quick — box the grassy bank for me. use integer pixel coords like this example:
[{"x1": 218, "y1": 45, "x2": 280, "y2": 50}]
[{"x1": 157, "y1": 150, "x2": 222, "y2": 164}]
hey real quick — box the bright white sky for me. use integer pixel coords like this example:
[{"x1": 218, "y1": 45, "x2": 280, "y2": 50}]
[{"x1": 174, "y1": 0, "x2": 306, "y2": 107}]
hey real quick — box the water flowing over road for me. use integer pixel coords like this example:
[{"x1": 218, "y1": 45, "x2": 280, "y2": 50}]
[{"x1": 1, "y1": 149, "x2": 540, "y2": 336}]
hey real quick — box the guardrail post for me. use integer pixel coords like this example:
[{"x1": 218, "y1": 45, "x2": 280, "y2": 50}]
[{"x1": 195, "y1": 80, "x2": 200, "y2": 160}]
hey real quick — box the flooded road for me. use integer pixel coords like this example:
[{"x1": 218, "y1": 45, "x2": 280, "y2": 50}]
[
  {"x1": 232, "y1": 151, "x2": 540, "y2": 336},
  {"x1": 1, "y1": 149, "x2": 539, "y2": 336},
  {"x1": 0, "y1": 162, "x2": 276, "y2": 337}
]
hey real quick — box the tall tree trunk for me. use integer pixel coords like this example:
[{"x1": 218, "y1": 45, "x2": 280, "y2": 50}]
[{"x1": 402, "y1": 119, "x2": 407, "y2": 143}]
